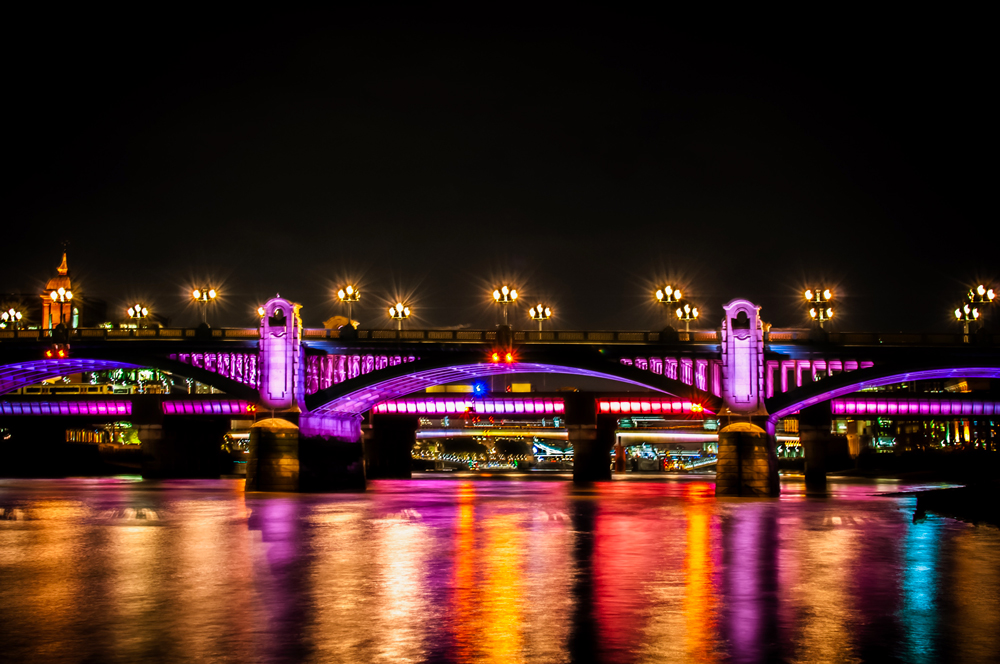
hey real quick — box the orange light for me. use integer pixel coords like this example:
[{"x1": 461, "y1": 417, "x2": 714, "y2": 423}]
[
  {"x1": 692, "y1": 404, "x2": 704, "y2": 413},
  {"x1": 246, "y1": 404, "x2": 257, "y2": 413},
  {"x1": 505, "y1": 352, "x2": 513, "y2": 363},
  {"x1": 57, "y1": 350, "x2": 67, "y2": 358},
  {"x1": 44, "y1": 350, "x2": 54, "y2": 358},
  {"x1": 491, "y1": 352, "x2": 500, "y2": 362}
]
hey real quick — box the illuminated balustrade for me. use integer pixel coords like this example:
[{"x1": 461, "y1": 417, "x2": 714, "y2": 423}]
[
  {"x1": 831, "y1": 397, "x2": 998, "y2": 417},
  {"x1": 373, "y1": 396, "x2": 565, "y2": 415},
  {"x1": 598, "y1": 399, "x2": 709, "y2": 415},
  {"x1": 0, "y1": 399, "x2": 252, "y2": 416}
]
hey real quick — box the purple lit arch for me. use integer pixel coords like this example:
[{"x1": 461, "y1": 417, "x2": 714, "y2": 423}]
[
  {"x1": 0, "y1": 359, "x2": 144, "y2": 396},
  {"x1": 766, "y1": 366, "x2": 1000, "y2": 426}
]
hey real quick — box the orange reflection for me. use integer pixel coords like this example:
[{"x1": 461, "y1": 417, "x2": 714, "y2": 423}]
[
  {"x1": 683, "y1": 500, "x2": 719, "y2": 662},
  {"x1": 450, "y1": 482, "x2": 480, "y2": 661}
]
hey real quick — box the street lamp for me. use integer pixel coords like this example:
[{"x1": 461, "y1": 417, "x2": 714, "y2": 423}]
[
  {"x1": 337, "y1": 285, "x2": 360, "y2": 327},
  {"x1": 492, "y1": 285, "x2": 518, "y2": 326},
  {"x1": 127, "y1": 303, "x2": 149, "y2": 328},
  {"x1": 675, "y1": 302, "x2": 699, "y2": 332},
  {"x1": 0, "y1": 307, "x2": 24, "y2": 329},
  {"x1": 192, "y1": 287, "x2": 217, "y2": 324},
  {"x1": 805, "y1": 288, "x2": 834, "y2": 328},
  {"x1": 49, "y1": 287, "x2": 73, "y2": 303},
  {"x1": 529, "y1": 303, "x2": 551, "y2": 331},
  {"x1": 388, "y1": 302, "x2": 410, "y2": 330},
  {"x1": 955, "y1": 303, "x2": 980, "y2": 342},
  {"x1": 968, "y1": 284, "x2": 995, "y2": 325},
  {"x1": 655, "y1": 285, "x2": 682, "y2": 306}
]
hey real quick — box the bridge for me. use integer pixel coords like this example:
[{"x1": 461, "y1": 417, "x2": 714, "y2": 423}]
[{"x1": 1, "y1": 296, "x2": 997, "y2": 495}]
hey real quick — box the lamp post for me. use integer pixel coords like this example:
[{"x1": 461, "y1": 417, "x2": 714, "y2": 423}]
[
  {"x1": 955, "y1": 303, "x2": 980, "y2": 343},
  {"x1": 804, "y1": 288, "x2": 834, "y2": 329},
  {"x1": 127, "y1": 303, "x2": 149, "y2": 329},
  {"x1": 337, "y1": 285, "x2": 360, "y2": 328},
  {"x1": 968, "y1": 284, "x2": 995, "y2": 325},
  {"x1": 675, "y1": 302, "x2": 699, "y2": 332},
  {"x1": 191, "y1": 287, "x2": 217, "y2": 325},
  {"x1": 388, "y1": 302, "x2": 410, "y2": 330},
  {"x1": 529, "y1": 303, "x2": 551, "y2": 331},
  {"x1": 0, "y1": 307, "x2": 24, "y2": 329},
  {"x1": 492, "y1": 285, "x2": 518, "y2": 326}
]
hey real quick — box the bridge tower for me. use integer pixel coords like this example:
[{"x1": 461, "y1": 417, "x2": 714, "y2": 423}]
[
  {"x1": 715, "y1": 299, "x2": 779, "y2": 496},
  {"x1": 247, "y1": 296, "x2": 304, "y2": 491}
]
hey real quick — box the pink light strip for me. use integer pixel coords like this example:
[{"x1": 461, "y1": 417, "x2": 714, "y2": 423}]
[
  {"x1": 372, "y1": 396, "x2": 566, "y2": 415},
  {"x1": 597, "y1": 399, "x2": 711, "y2": 415},
  {"x1": 830, "y1": 397, "x2": 997, "y2": 417},
  {"x1": 0, "y1": 400, "x2": 132, "y2": 416}
]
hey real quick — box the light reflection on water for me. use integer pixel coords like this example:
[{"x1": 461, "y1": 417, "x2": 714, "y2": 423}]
[{"x1": 0, "y1": 476, "x2": 998, "y2": 663}]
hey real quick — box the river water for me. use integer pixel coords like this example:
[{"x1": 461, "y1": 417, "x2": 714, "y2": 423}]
[{"x1": 1, "y1": 474, "x2": 998, "y2": 664}]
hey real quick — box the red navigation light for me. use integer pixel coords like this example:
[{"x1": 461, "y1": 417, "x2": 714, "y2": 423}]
[
  {"x1": 490, "y1": 352, "x2": 500, "y2": 363},
  {"x1": 505, "y1": 352, "x2": 513, "y2": 363}
]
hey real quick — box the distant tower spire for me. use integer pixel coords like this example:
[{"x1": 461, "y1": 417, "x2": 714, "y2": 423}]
[{"x1": 57, "y1": 252, "x2": 69, "y2": 276}]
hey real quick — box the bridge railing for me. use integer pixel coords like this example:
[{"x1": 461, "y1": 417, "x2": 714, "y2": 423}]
[
  {"x1": 0, "y1": 328, "x2": 260, "y2": 341},
  {"x1": 0, "y1": 327, "x2": 970, "y2": 345}
]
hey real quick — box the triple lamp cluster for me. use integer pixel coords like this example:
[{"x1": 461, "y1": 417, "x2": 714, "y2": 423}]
[{"x1": 4, "y1": 281, "x2": 993, "y2": 333}]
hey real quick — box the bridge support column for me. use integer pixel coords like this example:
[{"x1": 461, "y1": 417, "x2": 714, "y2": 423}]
[
  {"x1": 568, "y1": 397, "x2": 615, "y2": 483},
  {"x1": 715, "y1": 422, "x2": 779, "y2": 497},
  {"x1": 364, "y1": 415, "x2": 417, "y2": 479},
  {"x1": 246, "y1": 418, "x2": 300, "y2": 492}
]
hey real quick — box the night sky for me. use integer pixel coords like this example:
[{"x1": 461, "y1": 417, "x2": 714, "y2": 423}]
[{"x1": 3, "y1": 9, "x2": 994, "y2": 332}]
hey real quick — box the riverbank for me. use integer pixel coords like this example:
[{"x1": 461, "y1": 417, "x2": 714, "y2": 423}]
[{"x1": 915, "y1": 483, "x2": 1000, "y2": 528}]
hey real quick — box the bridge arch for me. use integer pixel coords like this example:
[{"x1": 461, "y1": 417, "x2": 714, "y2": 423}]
[
  {"x1": 0, "y1": 353, "x2": 260, "y2": 402},
  {"x1": 305, "y1": 350, "x2": 719, "y2": 415},
  {"x1": 765, "y1": 361, "x2": 1000, "y2": 425}
]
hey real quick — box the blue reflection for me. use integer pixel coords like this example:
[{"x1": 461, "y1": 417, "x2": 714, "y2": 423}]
[{"x1": 900, "y1": 511, "x2": 942, "y2": 663}]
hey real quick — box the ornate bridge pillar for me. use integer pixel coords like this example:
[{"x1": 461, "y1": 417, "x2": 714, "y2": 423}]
[
  {"x1": 259, "y1": 296, "x2": 304, "y2": 413},
  {"x1": 716, "y1": 299, "x2": 779, "y2": 497},
  {"x1": 250, "y1": 296, "x2": 365, "y2": 492}
]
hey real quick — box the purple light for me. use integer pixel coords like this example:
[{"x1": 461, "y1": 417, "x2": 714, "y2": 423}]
[
  {"x1": 300, "y1": 413, "x2": 363, "y2": 441},
  {"x1": 161, "y1": 400, "x2": 251, "y2": 416},
  {"x1": 769, "y1": 367, "x2": 1000, "y2": 424},
  {"x1": 311, "y1": 362, "x2": 672, "y2": 415},
  {"x1": 0, "y1": 359, "x2": 144, "y2": 396},
  {"x1": 831, "y1": 396, "x2": 997, "y2": 417},
  {"x1": 372, "y1": 395, "x2": 568, "y2": 415},
  {"x1": 0, "y1": 400, "x2": 132, "y2": 416}
]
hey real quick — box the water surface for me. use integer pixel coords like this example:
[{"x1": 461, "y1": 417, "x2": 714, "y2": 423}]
[{"x1": 1, "y1": 475, "x2": 998, "y2": 663}]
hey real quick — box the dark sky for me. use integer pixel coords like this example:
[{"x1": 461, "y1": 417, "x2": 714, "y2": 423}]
[{"x1": 3, "y1": 8, "x2": 994, "y2": 331}]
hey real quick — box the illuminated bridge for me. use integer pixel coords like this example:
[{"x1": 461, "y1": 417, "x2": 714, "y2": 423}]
[{"x1": 1, "y1": 296, "x2": 997, "y2": 495}]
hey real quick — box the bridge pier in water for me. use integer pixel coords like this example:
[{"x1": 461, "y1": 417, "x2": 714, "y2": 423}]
[
  {"x1": 363, "y1": 415, "x2": 418, "y2": 479},
  {"x1": 714, "y1": 421, "x2": 780, "y2": 496}
]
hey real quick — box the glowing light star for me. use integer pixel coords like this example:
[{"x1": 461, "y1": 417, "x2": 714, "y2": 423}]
[
  {"x1": 505, "y1": 352, "x2": 513, "y2": 363},
  {"x1": 257, "y1": 306, "x2": 266, "y2": 317},
  {"x1": 192, "y1": 289, "x2": 201, "y2": 299},
  {"x1": 656, "y1": 289, "x2": 664, "y2": 300},
  {"x1": 804, "y1": 289, "x2": 813, "y2": 300},
  {"x1": 823, "y1": 289, "x2": 832, "y2": 300},
  {"x1": 493, "y1": 290, "x2": 501, "y2": 300},
  {"x1": 491, "y1": 352, "x2": 500, "y2": 362}
]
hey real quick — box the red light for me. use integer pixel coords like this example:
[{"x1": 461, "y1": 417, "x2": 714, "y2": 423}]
[
  {"x1": 505, "y1": 353, "x2": 513, "y2": 363},
  {"x1": 246, "y1": 404, "x2": 257, "y2": 414},
  {"x1": 692, "y1": 404, "x2": 704, "y2": 413},
  {"x1": 57, "y1": 350, "x2": 67, "y2": 358},
  {"x1": 491, "y1": 352, "x2": 500, "y2": 362},
  {"x1": 44, "y1": 350, "x2": 54, "y2": 358},
  {"x1": 599, "y1": 401, "x2": 610, "y2": 412}
]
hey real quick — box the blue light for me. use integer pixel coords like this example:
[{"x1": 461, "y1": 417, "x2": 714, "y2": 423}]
[{"x1": 473, "y1": 381, "x2": 487, "y2": 397}]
